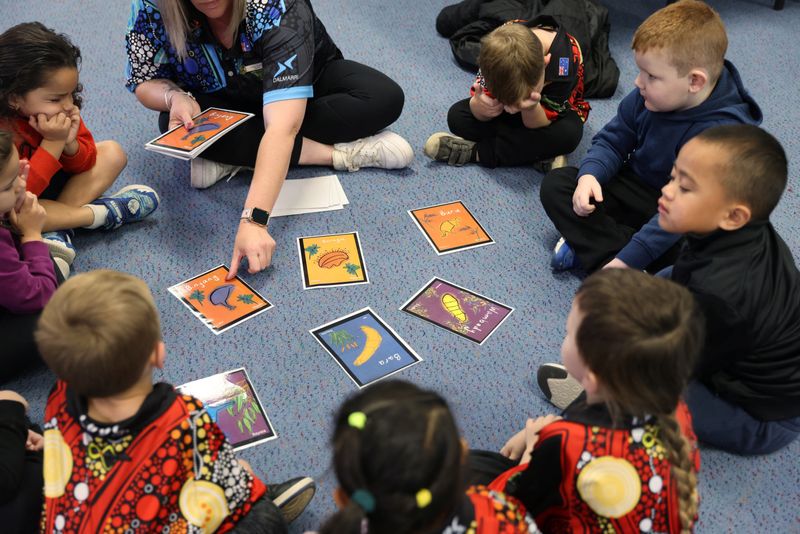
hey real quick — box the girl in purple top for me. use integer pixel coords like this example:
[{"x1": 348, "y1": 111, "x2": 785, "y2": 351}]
[{"x1": 0, "y1": 130, "x2": 62, "y2": 381}]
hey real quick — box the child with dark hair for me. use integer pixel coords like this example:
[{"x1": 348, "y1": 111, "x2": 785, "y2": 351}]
[
  {"x1": 424, "y1": 17, "x2": 589, "y2": 168},
  {"x1": 36, "y1": 269, "x2": 315, "y2": 533},
  {"x1": 317, "y1": 380, "x2": 539, "y2": 534},
  {"x1": 0, "y1": 130, "x2": 63, "y2": 382},
  {"x1": 657, "y1": 124, "x2": 800, "y2": 454},
  {"x1": 482, "y1": 270, "x2": 703, "y2": 533},
  {"x1": 0, "y1": 22, "x2": 159, "y2": 268}
]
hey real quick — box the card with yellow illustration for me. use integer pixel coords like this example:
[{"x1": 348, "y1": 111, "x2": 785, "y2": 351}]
[
  {"x1": 168, "y1": 265, "x2": 272, "y2": 335},
  {"x1": 297, "y1": 232, "x2": 369, "y2": 289},
  {"x1": 408, "y1": 200, "x2": 494, "y2": 255},
  {"x1": 310, "y1": 307, "x2": 422, "y2": 388}
]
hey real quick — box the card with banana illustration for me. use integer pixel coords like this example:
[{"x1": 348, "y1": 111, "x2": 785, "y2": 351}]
[
  {"x1": 168, "y1": 265, "x2": 273, "y2": 335},
  {"x1": 408, "y1": 200, "x2": 494, "y2": 255},
  {"x1": 310, "y1": 307, "x2": 422, "y2": 388},
  {"x1": 401, "y1": 277, "x2": 514, "y2": 344},
  {"x1": 297, "y1": 232, "x2": 369, "y2": 289}
]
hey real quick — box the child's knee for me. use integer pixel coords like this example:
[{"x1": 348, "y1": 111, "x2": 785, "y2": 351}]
[
  {"x1": 540, "y1": 167, "x2": 579, "y2": 208},
  {"x1": 98, "y1": 140, "x2": 128, "y2": 173}
]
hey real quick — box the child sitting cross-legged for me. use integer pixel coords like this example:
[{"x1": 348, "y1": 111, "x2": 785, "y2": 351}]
[
  {"x1": 35, "y1": 270, "x2": 315, "y2": 533},
  {"x1": 475, "y1": 269, "x2": 703, "y2": 533},
  {"x1": 313, "y1": 380, "x2": 540, "y2": 534}
]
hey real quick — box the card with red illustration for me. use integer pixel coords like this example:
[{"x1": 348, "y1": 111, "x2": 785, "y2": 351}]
[
  {"x1": 297, "y1": 232, "x2": 369, "y2": 289},
  {"x1": 168, "y1": 265, "x2": 272, "y2": 334}
]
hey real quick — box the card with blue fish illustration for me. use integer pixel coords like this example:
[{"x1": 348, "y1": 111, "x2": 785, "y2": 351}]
[
  {"x1": 168, "y1": 265, "x2": 272, "y2": 335},
  {"x1": 145, "y1": 107, "x2": 254, "y2": 159},
  {"x1": 310, "y1": 307, "x2": 422, "y2": 388},
  {"x1": 400, "y1": 277, "x2": 513, "y2": 344},
  {"x1": 177, "y1": 368, "x2": 276, "y2": 450}
]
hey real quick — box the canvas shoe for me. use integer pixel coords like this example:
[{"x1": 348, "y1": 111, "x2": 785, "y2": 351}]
[
  {"x1": 190, "y1": 157, "x2": 247, "y2": 189},
  {"x1": 423, "y1": 132, "x2": 476, "y2": 166},
  {"x1": 53, "y1": 257, "x2": 70, "y2": 280},
  {"x1": 332, "y1": 131, "x2": 414, "y2": 172},
  {"x1": 91, "y1": 185, "x2": 160, "y2": 230},
  {"x1": 42, "y1": 229, "x2": 76, "y2": 265},
  {"x1": 537, "y1": 363, "x2": 584, "y2": 410},
  {"x1": 551, "y1": 237, "x2": 579, "y2": 271},
  {"x1": 267, "y1": 476, "x2": 316, "y2": 523}
]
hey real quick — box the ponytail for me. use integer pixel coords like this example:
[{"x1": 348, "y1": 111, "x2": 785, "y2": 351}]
[{"x1": 656, "y1": 413, "x2": 699, "y2": 533}]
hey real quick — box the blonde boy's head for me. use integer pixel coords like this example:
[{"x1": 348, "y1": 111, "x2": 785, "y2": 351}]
[
  {"x1": 632, "y1": 0, "x2": 727, "y2": 84},
  {"x1": 36, "y1": 270, "x2": 161, "y2": 398},
  {"x1": 479, "y1": 23, "x2": 544, "y2": 105}
]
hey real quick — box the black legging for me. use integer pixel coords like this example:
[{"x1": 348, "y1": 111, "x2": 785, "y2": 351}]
[
  {"x1": 447, "y1": 98, "x2": 584, "y2": 168},
  {"x1": 158, "y1": 59, "x2": 405, "y2": 167}
]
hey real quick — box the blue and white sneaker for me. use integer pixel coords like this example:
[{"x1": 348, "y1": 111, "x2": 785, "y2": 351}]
[
  {"x1": 42, "y1": 229, "x2": 76, "y2": 265},
  {"x1": 551, "y1": 237, "x2": 579, "y2": 271},
  {"x1": 91, "y1": 185, "x2": 160, "y2": 230}
]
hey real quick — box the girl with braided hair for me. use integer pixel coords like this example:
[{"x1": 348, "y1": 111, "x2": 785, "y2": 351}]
[
  {"x1": 483, "y1": 269, "x2": 702, "y2": 533},
  {"x1": 316, "y1": 380, "x2": 540, "y2": 534}
]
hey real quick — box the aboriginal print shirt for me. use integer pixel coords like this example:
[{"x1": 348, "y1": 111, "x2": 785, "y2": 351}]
[{"x1": 41, "y1": 381, "x2": 266, "y2": 533}]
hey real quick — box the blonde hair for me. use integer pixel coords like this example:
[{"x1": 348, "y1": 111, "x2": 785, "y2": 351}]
[
  {"x1": 36, "y1": 270, "x2": 162, "y2": 398},
  {"x1": 159, "y1": 0, "x2": 247, "y2": 60},
  {"x1": 575, "y1": 270, "x2": 702, "y2": 533},
  {"x1": 479, "y1": 23, "x2": 544, "y2": 105},
  {"x1": 632, "y1": 0, "x2": 727, "y2": 83}
]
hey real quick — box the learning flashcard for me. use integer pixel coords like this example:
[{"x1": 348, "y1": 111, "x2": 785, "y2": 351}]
[
  {"x1": 168, "y1": 265, "x2": 272, "y2": 334},
  {"x1": 145, "y1": 108, "x2": 254, "y2": 159},
  {"x1": 310, "y1": 307, "x2": 422, "y2": 388},
  {"x1": 408, "y1": 200, "x2": 494, "y2": 255},
  {"x1": 297, "y1": 232, "x2": 369, "y2": 289},
  {"x1": 401, "y1": 277, "x2": 513, "y2": 344},
  {"x1": 177, "y1": 368, "x2": 276, "y2": 450}
]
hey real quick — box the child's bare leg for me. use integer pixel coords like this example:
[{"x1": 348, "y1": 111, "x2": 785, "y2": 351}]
[{"x1": 40, "y1": 141, "x2": 127, "y2": 232}]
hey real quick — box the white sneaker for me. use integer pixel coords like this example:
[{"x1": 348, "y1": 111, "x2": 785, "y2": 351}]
[
  {"x1": 332, "y1": 131, "x2": 414, "y2": 172},
  {"x1": 53, "y1": 257, "x2": 70, "y2": 279},
  {"x1": 190, "y1": 158, "x2": 246, "y2": 189}
]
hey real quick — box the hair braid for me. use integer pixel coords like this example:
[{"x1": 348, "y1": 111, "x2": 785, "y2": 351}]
[{"x1": 656, "y1": 413, "x2": 698, "y2": 533}]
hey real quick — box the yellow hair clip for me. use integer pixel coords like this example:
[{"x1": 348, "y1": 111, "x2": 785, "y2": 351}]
[
  {"x1": 416, "y1": 488, "x2": 432, "y2": 508},
  {"x1": 348, "y1": 411, "x2": 367, "y2": 430}
]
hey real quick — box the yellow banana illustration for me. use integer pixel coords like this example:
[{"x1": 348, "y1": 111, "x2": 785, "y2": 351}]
[
  {"x1": 353, "y1": 325, "x2": 382, "y2": 366},
  {"x1": 441, "y1": 293, "x2": 467, "y2": 322}
]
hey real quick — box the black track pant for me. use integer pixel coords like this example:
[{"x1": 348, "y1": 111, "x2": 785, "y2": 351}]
[
  {"x1": 540, "y1": 166, "x2": 663, "y2": 271},
  {"x1": 446, "y1": 98, "x2": 584, "y2": 168},
  {"x1": 159, "y1": 59, "x2": 404, "y2": 167}
]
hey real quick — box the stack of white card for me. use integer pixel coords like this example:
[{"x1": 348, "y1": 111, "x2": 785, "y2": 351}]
[{"x1": 270, "y1": 174, "x2": 349, "y2": 217}]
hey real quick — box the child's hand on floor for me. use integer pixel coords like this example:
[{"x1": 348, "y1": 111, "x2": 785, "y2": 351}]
[
  {"x1": 573, "y1": 174, "x2": 604, "y2": 216},
  {"x1": 10, "y1": 192, "x2": 47, "y2": 241},
  {"x1": 28, "y1": 112, "x2": 72, "y2": 142},
  {"x1": 26, "y1": 430, "x2": 43, "y2": 451}
]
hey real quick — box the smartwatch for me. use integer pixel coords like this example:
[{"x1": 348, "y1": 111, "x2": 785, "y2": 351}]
[{"x1": 241, "y1": 207, "x2": 270, "y2": 227}]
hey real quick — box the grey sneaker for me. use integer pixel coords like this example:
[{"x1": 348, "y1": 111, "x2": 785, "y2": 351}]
[
  {"x1": 190, "y1": 158, "x2": 245, "y2": 189},
  {"x1": 42, "y1": 229, "x2": 76, "y2": 265},
  {"x1": 267, "y1": 476, "x2": 316, "y2": 523},
  {"x1": 53, "y1": 257, "x2": 70, "y2": 279},
  {"x1": 332, "y1": 131, "x2": 414, "y2": 172},
  {"x1": 423, "y1": 132, "x2": 476, "y2": 166},
  {"x1": 537, "y1": 363, "x2": 584, "y2": 410}
]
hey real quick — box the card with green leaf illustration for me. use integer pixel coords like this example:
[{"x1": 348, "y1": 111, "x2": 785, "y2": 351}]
[
  {"x1": 168, "y1": 265, "x2": 272, "y2": 334},
  {"x1": 177, "y1": 368, "x2": 276, "y2": 450},
  {"x1": 297, "y1": 232, "x2": 369, "y2": 289},
  {"x1": 400, "y1": 277, "x2": 514, "y2": 344}
]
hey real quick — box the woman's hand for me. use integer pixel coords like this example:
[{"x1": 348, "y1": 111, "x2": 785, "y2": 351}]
[
  {"x1": 228, "y1": 221, "x2": 276, "y2": 279},
  {"x1": 168, "y1": 91, "x2": 201, "y2": 130}
]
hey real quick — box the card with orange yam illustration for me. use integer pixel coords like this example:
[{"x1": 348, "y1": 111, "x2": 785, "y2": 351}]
[
  {"x1": 168, "y1": 265, "x2": 272, "y2": 334},
  {"x1": 408, "y1": 200, "x2": 494, "y2": 255},
  {"x1": 310, "y1": 307, "x2": 422, "y2": 388},
  {"x1": 297, "y1": 232, "x2": 369, "y2": 289}
]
